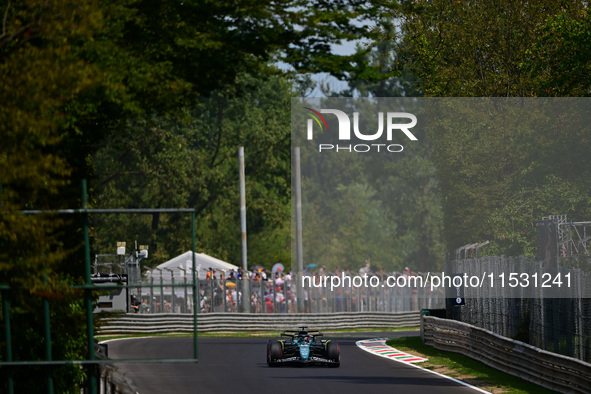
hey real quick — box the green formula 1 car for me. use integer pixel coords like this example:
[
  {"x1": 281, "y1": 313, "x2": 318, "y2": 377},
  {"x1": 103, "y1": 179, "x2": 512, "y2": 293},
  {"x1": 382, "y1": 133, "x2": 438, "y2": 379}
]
[{"x1": 267, "y1": 326, "x2": 340, "y2": 367}]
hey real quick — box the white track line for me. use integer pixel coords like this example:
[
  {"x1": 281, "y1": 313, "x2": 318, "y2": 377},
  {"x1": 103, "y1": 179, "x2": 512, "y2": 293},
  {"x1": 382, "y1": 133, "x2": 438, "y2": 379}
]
[{"x1": 356, "y1": 338, "x2": 491, "y2": 394}]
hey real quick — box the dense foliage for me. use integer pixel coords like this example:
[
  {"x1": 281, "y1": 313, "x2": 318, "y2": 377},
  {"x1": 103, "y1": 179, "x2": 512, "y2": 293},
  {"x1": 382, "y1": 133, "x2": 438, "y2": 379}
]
[
  {"x1": 393, "y1": 0, "x2": 591, "y2": 255},
  {"x1": 0, "y1": 0, "x2": 398, "y2": 391},
  {"x1": 2, "y1": 0, "x2": 591, "y2": 390},
  {"x1": 91, "y1": 69, "x2": 292, "y2": 266}
]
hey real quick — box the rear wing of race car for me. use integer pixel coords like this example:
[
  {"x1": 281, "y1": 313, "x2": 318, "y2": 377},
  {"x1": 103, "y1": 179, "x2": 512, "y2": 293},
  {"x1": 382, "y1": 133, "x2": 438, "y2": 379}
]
[{"x1": 280, "y1": 328, "x2": 324, "y2": 338}]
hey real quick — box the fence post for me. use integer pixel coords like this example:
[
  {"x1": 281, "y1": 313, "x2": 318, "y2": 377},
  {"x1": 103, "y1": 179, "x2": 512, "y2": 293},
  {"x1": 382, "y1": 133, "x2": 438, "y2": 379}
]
[
  {"x1": 43, "y1": 273, "x2": 54, "y2": 394},
  {"x1": 2, "y1": 290, "x2": 14, "y2": 394},
  {"x1": 82, "y1": 180, "x2": 97, "y2": 394},
  {"x1": 238, "y1": 147, "x2": 250, "y2": 313}
]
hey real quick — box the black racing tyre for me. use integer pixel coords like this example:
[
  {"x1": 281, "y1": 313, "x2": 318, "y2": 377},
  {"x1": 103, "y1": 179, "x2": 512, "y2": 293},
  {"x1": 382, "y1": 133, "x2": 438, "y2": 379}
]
[
  {"x1": 268, "y1": 341, "x2": 282, "y2": 367},
  {"x1": 326, "y1": 341, "x2": 340, "y2": 367}
]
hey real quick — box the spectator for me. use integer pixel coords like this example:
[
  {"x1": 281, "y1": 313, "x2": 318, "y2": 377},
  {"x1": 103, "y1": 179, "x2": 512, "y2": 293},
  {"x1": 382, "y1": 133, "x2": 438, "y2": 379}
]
[
  {"x1": 130, "y1": 295, "x2": 140, "y2": 313},
  {"x1": 251, "y1": 291, "x2": 260, "y2": 313},
  {"x1": 139, "y1": 298, "x2": 149, "y2": 313},
  {"x1": 360, "y1": 259, "x2": 371, "y2": 275},
  {"x1": 265, "y1": 295, "x2": 273, "y2": 313},
  {"x1": 288, "y1": 290, "x2": 297, "y2": 313},
  {"x1": 403, "y1": 267, "x2": 410, "y2": 279},
  {"x1": 252, "y1": 272, "x2": 261, "y2": 287},
  {"x1": 200, "y1": 291, "x2": 209, "y2": 313},
  {"x1": 284, "y1": 270, "x2": 292, "y2": 291}
]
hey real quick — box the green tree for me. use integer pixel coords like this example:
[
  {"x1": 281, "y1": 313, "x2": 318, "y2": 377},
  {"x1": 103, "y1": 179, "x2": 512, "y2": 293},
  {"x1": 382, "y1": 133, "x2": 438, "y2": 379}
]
[
  {"x1": 0, "y1": 1, "x2": 103, "y2": 391},
  {"x1": 525, "y1": 9, "x2": 591, "y2": 96},
  {"x1": 425, "y1": 99, "x2": 591, "y2": 256},
  {"x1": 396, "y1": 0, "x2": 587, "y2": 97},
  {"x1": 391, "y1": 1, "x2": 591, "y2": 257},
  {"x1": 296, "y1": 99, "x2": 444, "y2": 272},
  {"x1": 302, "y1": 182, "x2": 401, "y2": 271},
  {"x1": 326, "y1": 56, "x2": 444, "y2": 272},
  {"x1": 91, "y1": 69, "x2": 292, "y2": 269},
  {"x1": 340, "y1": 20, "x2": 422, "y2": 98},
  {"x1": 1, "y1": 0, "x2": 401, "y2": 390}
]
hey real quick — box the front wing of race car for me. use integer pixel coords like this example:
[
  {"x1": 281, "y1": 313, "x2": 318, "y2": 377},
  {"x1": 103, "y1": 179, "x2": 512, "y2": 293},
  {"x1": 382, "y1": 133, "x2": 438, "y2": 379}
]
[
  {"x1": 268, "y1": 341, "x2": 340, "y2": 367},
  {"x1": 271, "y1": 355, "x2": 340, "y2": 366}
]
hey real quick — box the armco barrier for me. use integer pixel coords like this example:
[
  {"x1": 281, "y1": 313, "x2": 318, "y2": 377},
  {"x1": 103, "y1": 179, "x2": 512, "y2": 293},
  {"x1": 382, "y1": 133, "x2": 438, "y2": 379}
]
[
  {"x1": 97, "y1": 311, "x2": 420, "y2": 335},
  {"x1": 97, "y1": 364, "x2": 139, "y2": 394},
  {"x1": 423, "y1": 315, "x2": 591, "y2": 393},
  {"x1": 95, "y1": 343, "x2": 139, "y2": 394}
]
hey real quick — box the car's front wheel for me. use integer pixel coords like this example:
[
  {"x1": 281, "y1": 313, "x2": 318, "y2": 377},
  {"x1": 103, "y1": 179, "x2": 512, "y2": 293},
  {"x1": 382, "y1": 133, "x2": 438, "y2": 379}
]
[
  {"x1": 326, "y1": 341, "x2": 340, "y2": 367},
  {"x1": 268, "y1": 341, "x2": 282, "y2": 367}
]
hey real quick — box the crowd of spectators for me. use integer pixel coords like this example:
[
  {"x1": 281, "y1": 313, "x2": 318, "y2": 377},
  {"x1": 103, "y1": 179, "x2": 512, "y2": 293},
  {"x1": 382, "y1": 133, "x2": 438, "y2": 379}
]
[
  {"x1": 137, "y1": 259, "x2": 424, "y2": 314},
  {"x1": 195, "y1": 260, "x2": 420, "y2": 313}
]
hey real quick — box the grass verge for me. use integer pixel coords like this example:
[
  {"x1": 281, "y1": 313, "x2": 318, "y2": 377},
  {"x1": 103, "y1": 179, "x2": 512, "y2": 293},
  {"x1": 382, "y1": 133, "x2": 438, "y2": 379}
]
[{"x1": 385, "y1": 337, "x2": 557, "y2": 394}]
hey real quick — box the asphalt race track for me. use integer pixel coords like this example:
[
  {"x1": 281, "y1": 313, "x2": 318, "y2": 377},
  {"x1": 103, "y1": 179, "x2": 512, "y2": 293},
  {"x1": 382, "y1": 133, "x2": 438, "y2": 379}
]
[{"x1": 105, "y1": 332, "x2": 480, "y2": 394}]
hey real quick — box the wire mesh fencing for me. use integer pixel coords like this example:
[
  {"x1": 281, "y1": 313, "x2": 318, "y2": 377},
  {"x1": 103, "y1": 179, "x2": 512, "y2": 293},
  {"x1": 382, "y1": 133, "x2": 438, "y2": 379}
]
[
  {"x1": 447, "y1": 256, "x2": 591, "y2": 362},
  {"x1": 133, "y1": 272, "x2": 446, "y2": 315}
]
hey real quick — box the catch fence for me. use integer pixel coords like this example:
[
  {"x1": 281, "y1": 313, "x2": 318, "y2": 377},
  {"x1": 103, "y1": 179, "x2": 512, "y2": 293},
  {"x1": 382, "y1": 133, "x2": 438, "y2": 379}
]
[
  {"x1": 447, "y1": 256, "x2": 591, "y2": 362},
  {"x1": 131, "y1": 273, "x2": 445, "y2": 315}
]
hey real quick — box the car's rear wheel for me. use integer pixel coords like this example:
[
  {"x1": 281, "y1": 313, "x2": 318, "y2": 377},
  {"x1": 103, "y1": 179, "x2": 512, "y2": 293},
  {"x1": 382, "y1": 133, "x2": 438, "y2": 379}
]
[
  {"x1": 326, "y1": 341, "x2": 340, "y2": 367},
  {"x1": 268, "y1": 341, "x2": 282, "y2": 367}
]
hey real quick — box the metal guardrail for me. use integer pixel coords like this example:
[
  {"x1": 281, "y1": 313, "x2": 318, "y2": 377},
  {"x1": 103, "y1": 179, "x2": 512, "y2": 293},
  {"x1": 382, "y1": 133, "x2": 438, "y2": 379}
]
[
  {"x1": 422, "y1": 315, "x2": 591, "y2": 393},
  {"x1": 446, "y1": 256, "x2": 591, "y2": 362},
  {"x1": 97, "y1": 364, "x2": 139, "y2": 394},
  {"x1": 93, "y1": 342, "x2": 139, "y2": 394},
  {"x1": 97, "y1": 311, "x2": 421, "y2": 335}
]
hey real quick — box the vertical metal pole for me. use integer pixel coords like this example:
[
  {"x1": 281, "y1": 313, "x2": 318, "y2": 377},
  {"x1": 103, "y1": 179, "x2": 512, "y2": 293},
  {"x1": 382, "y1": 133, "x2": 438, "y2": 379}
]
[
  {"x1": 578, "y1": 271, "x2": 583, "y2": 360},
  {"x1": 3, "y1": 294, "x2": 13, "y2": 394},
  {"x1": 381, "y1": 280, "x2": 385, "y2": 312},
  {"x1": 171, "y1": 271, "x2": 175, "y2": 313},
  {"x1": 183, "y1": 274, "x2": 187, "y2": 313},
  {"x1": 294, "y1": 147, "x2": 304, "y2": 312},
  {"x1": 149, "y1": 275, "x2": 154, "y2": 314},
  {"x1": 127, "y1": 253, "x2": 133, "y2": 312},
  {"x1": 272, "y1": 276, "x2": 276, "y2": 313},
  {"x1": 43, "y1": 274, "x2": 54, "y2": 394},
  {"x1": 0, "y1": 182, "x2": 13, "y2": 394},
  {"x1": 191, "y1": 211, "x2": 198, "y2": 360},
  {"x1": 238, "y1": 147, "x2": 250, "y2": 312},
  {"x1": 222, "y1": 280, "x2": 227, "y2": 312},
  {"x1": 249, "y1": 279, "x2": 254, "y2": 313},
  {"x1": 211, "y1": 276, "x2": 215, "y2": 312},
  {"x1": 261, "y1": 280, "x2": 265, "y2": 314},
  {"x1": 159, "y1": 271, "x2": 164, "y2": 312},
  {"x1": 82, "y1": 180, "x2": 97, "y2": 394}
]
